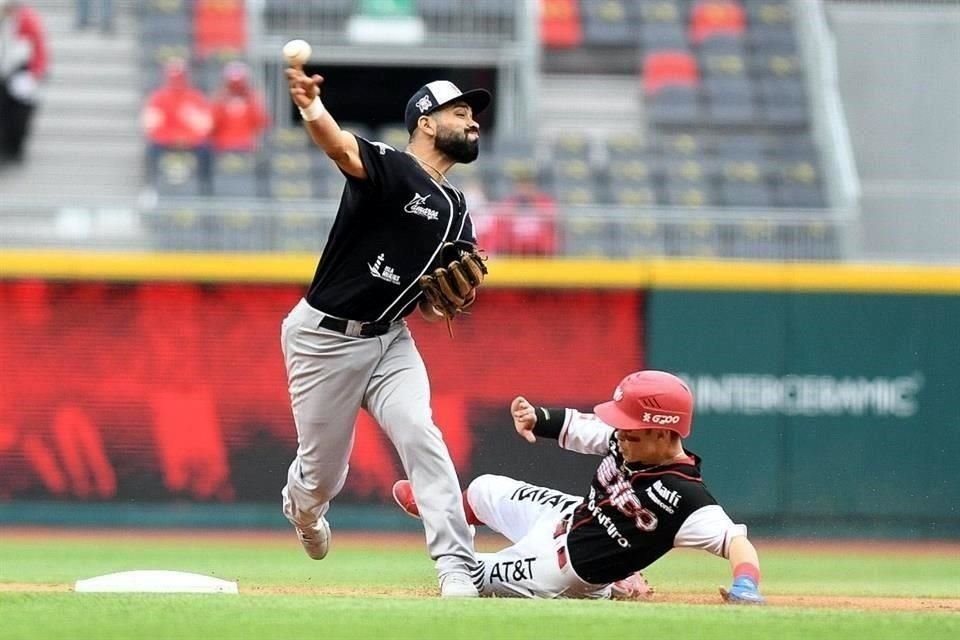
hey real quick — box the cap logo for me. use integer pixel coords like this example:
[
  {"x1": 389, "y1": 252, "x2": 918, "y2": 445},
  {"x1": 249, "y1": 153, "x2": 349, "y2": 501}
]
[
  {"x1": 613, "y1": 386, "x2": 624, "y2": 402},
  {"x1": 416, "y1": 94, "x2": 433, "y2": 114}
]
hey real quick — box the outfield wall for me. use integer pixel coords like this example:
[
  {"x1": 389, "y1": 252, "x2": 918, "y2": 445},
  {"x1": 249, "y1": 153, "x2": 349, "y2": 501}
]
[{"x1": 1, "y1": 253, "x2": 957, "y2": 537}]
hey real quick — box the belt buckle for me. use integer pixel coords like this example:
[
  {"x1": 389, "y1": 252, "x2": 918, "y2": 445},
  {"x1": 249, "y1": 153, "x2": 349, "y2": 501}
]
[{"x1": 345, "y1": 320, "x2": 365, "y2": 337}]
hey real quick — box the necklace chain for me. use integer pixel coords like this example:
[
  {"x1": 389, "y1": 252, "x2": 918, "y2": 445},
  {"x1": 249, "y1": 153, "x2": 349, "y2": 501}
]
[{"x1": 406, "y1": 151, "x2": 452, "y2": 187}]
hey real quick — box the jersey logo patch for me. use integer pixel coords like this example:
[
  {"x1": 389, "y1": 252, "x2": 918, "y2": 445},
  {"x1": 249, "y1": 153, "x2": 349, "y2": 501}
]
[
  {"x1": 370, "y1": 142, "x2": 394, "y2": 155},
  {"x1": 645, "y1": 480, "x2": 681, "y2": 515},
  {"x1": 404, "y1": 193, "x2": 440, "y2": 220},
  {"x1": 368, "y1": 253, "x2": 402, "y2": 285}
]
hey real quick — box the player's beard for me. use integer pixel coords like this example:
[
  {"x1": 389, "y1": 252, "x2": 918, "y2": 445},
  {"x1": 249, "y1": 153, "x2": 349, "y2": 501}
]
[{"x1": 435, "y1": 126, "x2": 480, "y2": 164}]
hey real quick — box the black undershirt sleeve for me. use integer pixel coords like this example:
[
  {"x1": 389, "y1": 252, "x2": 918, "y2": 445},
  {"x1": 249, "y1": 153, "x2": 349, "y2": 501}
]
[{"x1": 531, "y1": 407, "x2": 568, "y2": 440}]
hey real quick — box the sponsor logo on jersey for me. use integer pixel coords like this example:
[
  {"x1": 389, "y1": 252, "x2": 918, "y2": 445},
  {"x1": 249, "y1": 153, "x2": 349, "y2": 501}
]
[
  {"x1": 404, "y1": 193, "x2": 440, "y2": 220},
  {"x1": 370, "y1": 141, "x2": 394, "y2": 155},
  {"x1": 416, "y1": 95, "x2": 433, "y2": 113},
  {"x1": 642, "y1": 411, "x2": 681, "y2": 425},
  {"x1": 368, "y1": 253, "x2": 401, "y2": 285},
  {"x1": 645, "y1": 480, "x2": 681, "y2": 514}
]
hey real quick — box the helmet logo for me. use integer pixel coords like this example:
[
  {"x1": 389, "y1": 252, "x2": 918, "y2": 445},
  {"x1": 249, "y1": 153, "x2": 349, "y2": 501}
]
[
  {"x1": 642, "y1": 412, "x2": 681, "y2": 425},
  {"x1": 613, "y1": 386, "x2": 624, "y2": 402}
]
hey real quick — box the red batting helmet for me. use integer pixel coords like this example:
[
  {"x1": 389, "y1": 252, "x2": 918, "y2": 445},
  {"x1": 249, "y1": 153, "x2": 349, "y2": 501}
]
[{"x1": 593, "y1": 370, "x2": 693, "y2": 438}]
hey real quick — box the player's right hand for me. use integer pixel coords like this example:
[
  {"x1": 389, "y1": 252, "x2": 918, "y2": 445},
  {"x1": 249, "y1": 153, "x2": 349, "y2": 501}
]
[
  {"x1": 285, "y1": 68, "x2": 323, "y2": 109},
  {"x1": 511, "y1": 396, "x2": 537, "y2": 443}
]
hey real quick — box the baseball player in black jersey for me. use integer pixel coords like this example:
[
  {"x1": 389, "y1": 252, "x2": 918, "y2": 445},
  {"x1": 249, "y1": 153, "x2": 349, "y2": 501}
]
[
  {"x1": 392, "y1": 370, "x2": 765, "y2": 602},
  {"x1": 280, "y1": 61, "x2": 491, "y2": 597}
]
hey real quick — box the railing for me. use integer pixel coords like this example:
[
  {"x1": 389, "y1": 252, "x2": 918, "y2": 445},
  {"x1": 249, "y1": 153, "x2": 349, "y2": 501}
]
[
  {"x1": 0, "y1": 199, "x2": 849, "y2": 262},
  {"x1": 792, "y1": 0, "x2": 861, "y2": 253}
]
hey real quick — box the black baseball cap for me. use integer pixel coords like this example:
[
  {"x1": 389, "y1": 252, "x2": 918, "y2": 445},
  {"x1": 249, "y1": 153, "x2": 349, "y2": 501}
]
[{"x1": 404, "y1": 80, "x2": 492, "y2": 133}]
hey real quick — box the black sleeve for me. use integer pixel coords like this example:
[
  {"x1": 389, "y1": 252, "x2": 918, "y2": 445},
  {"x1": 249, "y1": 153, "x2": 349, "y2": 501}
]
[
  {"x1": 532, "y1": 407, "x2": 568, "y2": 440},
  {"x1": 344, "y1": 136, "x2": 402, "y2": 194}
]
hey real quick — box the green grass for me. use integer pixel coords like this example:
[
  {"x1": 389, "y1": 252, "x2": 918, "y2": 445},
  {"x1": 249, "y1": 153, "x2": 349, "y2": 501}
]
[{"x1": 0, "y1": 534, "x2": 957, "y2": 640}]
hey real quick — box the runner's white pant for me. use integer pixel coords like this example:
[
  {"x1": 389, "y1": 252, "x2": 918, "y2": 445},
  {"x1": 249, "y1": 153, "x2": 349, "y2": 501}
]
[
  {"x1": 280, "y1": 298, "x2": 475, "y2": 578},
  {"x1": 467, "y1": 474, "x2": 611, "y2": 599}
]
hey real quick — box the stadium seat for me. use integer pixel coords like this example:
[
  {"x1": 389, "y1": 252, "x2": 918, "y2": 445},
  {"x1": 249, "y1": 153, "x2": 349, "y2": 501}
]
[
  {"x1": 564, "y1": 215, "x2": 612, "y2": 257},
  {"x1": 268, "y1": 127, "x2": 309, "y2": 151},
  {"x1": 639, "y1": 22, "x2": 688, "y2": 52},
  {"x1": 269, "y1": 150, "x2": 312, "y2": 178},
  {"x1": 269, "y1": 177, "x2": 314, "y2": 200},
  {"x1": 664, "y1": 219, "x2": 718, "y2": 256},
  {"x1": 147, "y1": 206, "x2": 209, "y2": 250},
  {"x1": 749, "y1": 24, "x2": 797, "y2": 53},
  {"x1": 276, "y1": 210, "x2": 330, "y2": 252},
  {"x1": 194, "y1": 0, "x2": 247, "y2": 60},
  {"x1": 731, "y1": 220, "x2": 779, "y2": 258},
  {"x1": 211, "y1": 152, "x2": 260, "y2": 198},
  {"x1": 604, "y1": 131, "x2": 647, "y2": 161},
  {"x1": 747, "y1": 0, "x2": 792, "y2": 27},
  {"x1": 700, "y1": 52, "x2": 747, "y2": 78},
  {"x1": 610, "y1": 183, "x2": 657, "y2": 207},
  {"x1": 541, "y1": 0, "x2": 583, "y2": 49},
  {"x1": 154, "y1": 150, "x2": 202, "y2": 197},
  {"x1": 643, "y1": 50, "x2": 700, "y2": 95},
  {"x1": 581, "y1": 0, "x2": 639, "y2": 47},
  {"x1": 551, "y1": 132, "x2": 592, "y2": 160},
  {"x1": 608, "y1": 156, "x2": 659, "y2": 184},
  {"x1": 639, "y1": 0, "x2": 682, "y2": 24},
  {"x1": 658, "y1": 132, "x2": 704, "y2": 157},
  {"x1": 698, "y1": 33, "x2": 746, "y2": 58},
  {"x1": 664, "y1": 181, "x2": 713, "y2": 207},
  {"x1": 714, "y1": 134, "x2": 767, "y2": 162},
  {"x1": 646, "y1": 85, "x2": 701, "y2": 126},
  {"x1": 702, "y1": 76, "x2": 756, "y2": 126},
  {"x1": 555, "y1": 182, "x2": 603, "y2": 206},
  {"x1": 758, "y1": 76, "x2": 808, "y2": 127},
  {"x1": 689, "y1": 0, "x2": 746, "y2": 45},
  {"x1": 719, "y1": 157, "x2": 772, "y2": 207},
  {"x1": 617, "y1": 217, "x2": 664, "y2": 257},
  {"x1": 215, "y1": 208, "x2": 270, "y2": 251}
]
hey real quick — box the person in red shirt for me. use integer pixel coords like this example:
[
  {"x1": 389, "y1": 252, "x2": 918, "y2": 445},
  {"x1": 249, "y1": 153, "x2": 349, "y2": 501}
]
[
  {"x1": 142, "y1": 58, "x2": 213, "y2": 187},
  {"x1": 209, "y1": 61, "x2": 268, "y2": 153},
  {"x1": 491, "y1": 173, "x2": 558, "y2": 256},
  {"x1": 0, "y1": 0, "x2": 49, "y2": 165}
]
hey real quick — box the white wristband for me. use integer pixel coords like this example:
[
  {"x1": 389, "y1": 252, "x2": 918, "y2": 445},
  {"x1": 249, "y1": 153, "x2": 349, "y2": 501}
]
[{"x1": 299, "y1": 97, "x2": 326, "y2": 122}]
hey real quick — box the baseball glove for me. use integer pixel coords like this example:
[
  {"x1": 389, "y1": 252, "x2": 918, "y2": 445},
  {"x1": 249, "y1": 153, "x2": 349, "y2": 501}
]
[{"x1": 419, "y1": 241, "x2": 488, "y2": 334}]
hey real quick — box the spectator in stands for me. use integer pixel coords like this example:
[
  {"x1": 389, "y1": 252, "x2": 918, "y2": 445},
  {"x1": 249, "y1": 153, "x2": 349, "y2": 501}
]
[
  {"x1": 142, "y1": 58, "x2": 213, "y2": 187},
  {"x1": 74, "y1": 0, "x2": 113, "y2": 33},
  {"x1": 0, "y1": 0, "x2": 48, "y2": 166},
  {"x1": 490, "y1": 173, "x2": 559, "y2": 256},
  {"x1": 209, "y1": 61, "x2": 268, "y2": 153},
  {"x1": 689, "y1": 0, "x2": 746, "y2": 45}
]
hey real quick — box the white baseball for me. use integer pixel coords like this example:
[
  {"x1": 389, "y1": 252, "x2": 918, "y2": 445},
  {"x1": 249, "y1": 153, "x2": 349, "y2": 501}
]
[{"x1": 282, "y1": 39, "x2": 312, "y2": 66}]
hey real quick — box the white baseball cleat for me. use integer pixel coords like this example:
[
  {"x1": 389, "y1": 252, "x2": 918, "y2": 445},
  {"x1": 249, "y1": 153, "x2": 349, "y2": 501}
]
[
  {"x1": 294, "y1": 516, "x2": 331, "y2": 560},
  {"x1": 440, "y1": 572, "x2": 479, "y2": 598}
]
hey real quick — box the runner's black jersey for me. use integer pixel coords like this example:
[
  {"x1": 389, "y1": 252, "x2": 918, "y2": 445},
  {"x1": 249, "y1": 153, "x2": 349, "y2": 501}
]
[
  {"x1": 535, "y1": 409, "x2": 744, "y2": 585},
  {"x1": 306, "y1": 136, "x2": 476, "y2": 322}
]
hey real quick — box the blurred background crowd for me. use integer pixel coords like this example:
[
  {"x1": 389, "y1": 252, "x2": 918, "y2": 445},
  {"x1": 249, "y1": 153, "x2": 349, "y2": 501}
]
[{"x1": 0, "y1": 0, "x2": 957, "y2": 262}]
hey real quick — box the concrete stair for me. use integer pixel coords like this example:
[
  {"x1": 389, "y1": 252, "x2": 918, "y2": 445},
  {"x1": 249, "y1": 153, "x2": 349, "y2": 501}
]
[
  {"x1": 0, "y1": 1, "x2": 144, "y2": 206},
  {"x1": 538, "y1": 73, "x2": 646, "y2": 141}
]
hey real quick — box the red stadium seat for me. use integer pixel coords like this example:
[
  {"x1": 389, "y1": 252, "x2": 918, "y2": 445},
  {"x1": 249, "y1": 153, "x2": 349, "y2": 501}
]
[
  {"x1": 689, "y1": 0, "x2": 746, "y2": 45},
  {"x1": 541, "y1": 0, "x2": 583, "y2": 48},
  {"x1": 194, "y1": 0, "x2": 247, "y2": 59},
  {"x1": 642, "y1": 50, "x2": 700, "y2": 95}
]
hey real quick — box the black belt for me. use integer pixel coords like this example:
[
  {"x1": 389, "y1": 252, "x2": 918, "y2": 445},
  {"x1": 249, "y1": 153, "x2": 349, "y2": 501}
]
[{"x1": 318, "y1": 315, "x2": 394, "y2": 338}]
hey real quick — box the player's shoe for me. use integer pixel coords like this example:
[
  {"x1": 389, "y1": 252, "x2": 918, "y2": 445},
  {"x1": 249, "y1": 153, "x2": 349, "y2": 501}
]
[
  {"x1": 440, "y1": 572, "x2": 479, "y2": 598},
  {"x1": 610, "y1": 571, "x2": 655, "y2": 600},
  {"x1": 392, "y1": 480, "x2": 420, "y2": 519},
  {"x1": 294, "y1": 516, "x2": 331, "y2": 560}
]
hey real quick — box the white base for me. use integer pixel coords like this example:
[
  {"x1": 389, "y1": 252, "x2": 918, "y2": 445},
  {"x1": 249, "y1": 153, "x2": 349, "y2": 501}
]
[{"x1": 74, "y1": 570, "x2": 238, "y2": 594}]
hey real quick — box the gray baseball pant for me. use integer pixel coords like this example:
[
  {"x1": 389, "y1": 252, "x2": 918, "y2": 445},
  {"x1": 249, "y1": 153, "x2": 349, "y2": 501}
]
[{"x1": 280, "y1": 298, "x2": 476, "y2": 577}]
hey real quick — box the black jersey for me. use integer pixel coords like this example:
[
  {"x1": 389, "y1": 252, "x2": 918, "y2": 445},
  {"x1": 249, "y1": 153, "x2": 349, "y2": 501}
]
[
  {"x1": 306, "y1": 136, "x2": 476, "y2": 322},
  {"x1": 535, "y1": 409, "x2": 744, "y2": 585}
]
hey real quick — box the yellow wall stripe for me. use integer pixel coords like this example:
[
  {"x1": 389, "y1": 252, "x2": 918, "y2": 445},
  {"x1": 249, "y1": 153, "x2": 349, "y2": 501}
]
[{"x1": 0, "y1": 250, "x2": 958, "y2": 294}]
